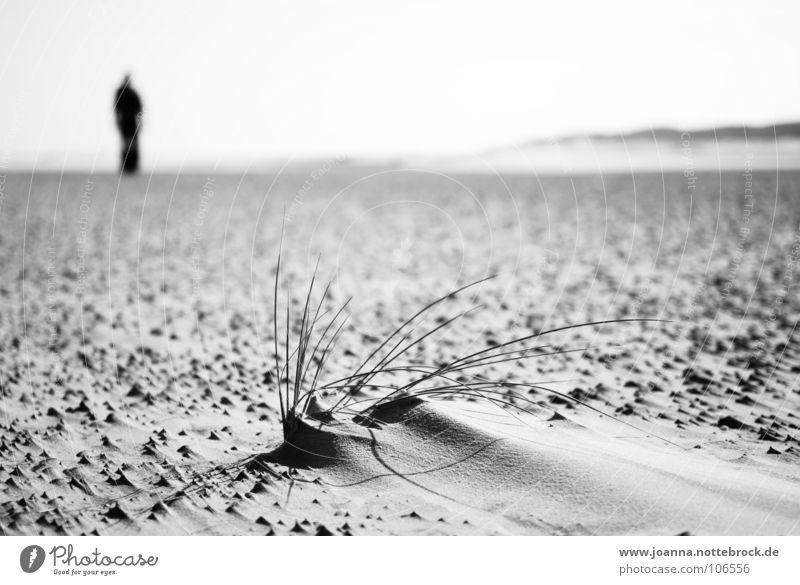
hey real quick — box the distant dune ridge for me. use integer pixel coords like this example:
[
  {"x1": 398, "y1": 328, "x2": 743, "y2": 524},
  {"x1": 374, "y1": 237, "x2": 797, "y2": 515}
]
[
  {"x1": 419, "y1": 122, "x2": 800, "y2": 173},
  {"x1": 521, "y1": 122, "x2": 800, "y2": 146}
]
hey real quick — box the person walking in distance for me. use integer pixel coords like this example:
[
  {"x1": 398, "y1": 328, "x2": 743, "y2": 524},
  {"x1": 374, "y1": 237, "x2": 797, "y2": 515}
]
[{"x1": 114, "y1": 74, "x2": 143, "y2": 173}]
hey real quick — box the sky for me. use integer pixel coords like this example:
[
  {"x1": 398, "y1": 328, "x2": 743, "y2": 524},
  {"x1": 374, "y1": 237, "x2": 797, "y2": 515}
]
[{"x1": 1, "y1": 0, "x2": 799, "y2": 170}]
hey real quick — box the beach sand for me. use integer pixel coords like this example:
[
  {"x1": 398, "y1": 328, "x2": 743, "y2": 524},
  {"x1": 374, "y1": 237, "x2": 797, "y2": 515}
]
[{"x1": 1, "y1": 165, "x2": 799, "y2": 535}]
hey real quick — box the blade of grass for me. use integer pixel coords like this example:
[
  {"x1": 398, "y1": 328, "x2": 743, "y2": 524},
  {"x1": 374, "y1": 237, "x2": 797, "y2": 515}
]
[
  {"x1": 339, "y1": 275, "x2": 495, "y2": 392},
  {"x1": 331, "y1": 304, "x2": 483, "y2": 412},
  {"x1": 293, "y1": 257, "x2": 321, "y2": 413},
  {"x1": 273, "y1": 216, "x2": 286, "y2": 425},
  {"x1": 372, "y1": 319, "x2": 666, "y2": 409}
]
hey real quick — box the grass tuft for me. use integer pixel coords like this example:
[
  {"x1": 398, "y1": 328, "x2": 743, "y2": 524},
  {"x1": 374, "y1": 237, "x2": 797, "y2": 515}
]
[{"x1": 270, "y1": 250, "x2": 672, "y2": 445}]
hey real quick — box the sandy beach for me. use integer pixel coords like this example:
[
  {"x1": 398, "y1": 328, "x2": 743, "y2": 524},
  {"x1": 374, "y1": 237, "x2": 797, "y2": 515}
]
[{"x1": 1, "y1": 164, "x2": 799, "y2": 535}]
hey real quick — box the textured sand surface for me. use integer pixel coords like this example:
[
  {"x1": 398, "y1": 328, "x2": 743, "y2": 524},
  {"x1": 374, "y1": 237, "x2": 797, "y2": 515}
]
[{"x1": 1, "y1": 166, "x2": 799, "y2": 535}]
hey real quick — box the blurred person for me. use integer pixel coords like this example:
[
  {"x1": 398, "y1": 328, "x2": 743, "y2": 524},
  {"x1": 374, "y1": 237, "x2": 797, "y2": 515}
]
[{"x1": 114, "y1": 74, "x2": 143, "y2": 173}]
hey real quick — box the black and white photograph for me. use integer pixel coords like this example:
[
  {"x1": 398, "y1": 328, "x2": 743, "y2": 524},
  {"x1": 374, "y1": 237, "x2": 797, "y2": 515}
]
[{"x1": 1, "y1": 0, "x2": 799, "y2": 582}]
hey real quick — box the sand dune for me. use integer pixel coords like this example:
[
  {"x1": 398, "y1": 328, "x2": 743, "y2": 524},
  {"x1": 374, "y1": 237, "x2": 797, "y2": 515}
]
[{"x1": 261, "y1": 398, "x2": 800, "y2": 535}]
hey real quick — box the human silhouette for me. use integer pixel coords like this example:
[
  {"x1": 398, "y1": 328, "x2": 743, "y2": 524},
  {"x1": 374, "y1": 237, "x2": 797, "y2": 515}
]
[{"x1": 114, "y1": 74, "x2": 143, "y2": 174}]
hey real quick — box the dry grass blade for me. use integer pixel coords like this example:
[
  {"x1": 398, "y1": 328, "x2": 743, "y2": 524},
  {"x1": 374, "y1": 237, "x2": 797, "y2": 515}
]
[
  {"x1": 369, "y1": 318, "x2": 667, "y2": 410},
  {"x1": 330, "y1": 304, "x2": 483, "y2": 412},
  {"x1": 334, "y1": 275, "x2": 495, "y2": 397},
  {"x1": 273, "y1": 218, "x2": 286, "y2": 424}
]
